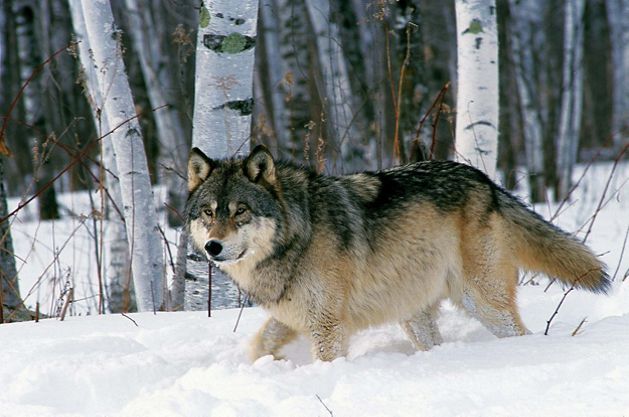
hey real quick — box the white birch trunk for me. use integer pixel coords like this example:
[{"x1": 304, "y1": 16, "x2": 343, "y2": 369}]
[
  {"x1": 305, "y1": 0, "x2": 357, "y2": 168},
  {"x1": 124, "y1": 0, "x2": 188, "y2": 227},
  {"x1": 183, "y1": 0, "x2": 259, "y2": 310},
  {"x1": 192, "y1": 0, "x2": 258, "y2": 159},
  {"x1": 69, "y1": 2, "x2": 134, "y2": 313},
  {"x1": 556, "y1": 0, "x2": 585, "y2": 201},
  {"x1": 508, "y1": 0, "x2": 545, "y2": 202},
  {"x1": 454, "y1": 0, "x2": 499, "y2": 180},
  {"x1": 75, "y1": 0, "x2": 164, "y2": 312},
  {"x1": 606, "y1": 0, "x2": 629, "y2": 148}
]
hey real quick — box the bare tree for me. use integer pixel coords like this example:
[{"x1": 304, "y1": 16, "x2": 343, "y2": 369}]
[
  {"x1": 124, "y1": 0, "x2": 189, "y2": 227},
  {"x1": 606, "y1": 0, "x2": 629, "y2": 149},
  {"x1": 508, "y1": 0, "x2": 546, "y2": 202},
  {"x1": 556, "y1": 0, "x2": 585, "y2": 201},
  {"x1": 69, "y1": 1, "x2": 135, "y2": 313},
  {"x1": 13, "y1": 0, "x2": 60, "y2": 220},
  {"x1": 454, "y1": 0, "x2": 499, "y2": 179},
  {"x1": 73, "y1": 0, "x2": 164, "y2": 312},
  {"x1": 305, "y1": 0, "x2": 358, "y2": 169}
]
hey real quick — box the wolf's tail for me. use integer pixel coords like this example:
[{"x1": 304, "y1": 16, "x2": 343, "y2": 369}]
[{"x1": 498, "y1": 191, "x2": 610, "y2": 293}]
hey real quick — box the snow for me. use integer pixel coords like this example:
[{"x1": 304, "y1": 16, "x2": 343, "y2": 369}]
[{"x1": 2, "y1": 161, "x2": 628, "y2": 416}]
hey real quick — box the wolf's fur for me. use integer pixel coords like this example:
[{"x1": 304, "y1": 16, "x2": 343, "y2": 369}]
[{"x1": 186, "y1": 145, "x2": 610, "y2": 361}]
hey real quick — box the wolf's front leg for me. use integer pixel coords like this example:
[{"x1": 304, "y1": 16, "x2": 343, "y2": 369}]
[
  {"x1": 250, "y1": 317, "x2": 298, "y2": 361},
  {"x1": 309, "y1": 316, "x2": 347, "y2": 361}
]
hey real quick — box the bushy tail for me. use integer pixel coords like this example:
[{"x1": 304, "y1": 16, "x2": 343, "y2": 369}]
[{"x1": 499, "y1": 192, "x2": 610, "y2": 293}]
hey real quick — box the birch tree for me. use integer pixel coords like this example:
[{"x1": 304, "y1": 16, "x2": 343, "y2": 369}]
[
  {"x1": 73, "y1": 0, "x2": 164, "y2": 312},
  {"x1": 69, "y1": 1, "x2": 135, "y2": 313},
  {"x1": 305, "y1": 0, "x2": 358, "y2": 169},
  {"x1": 176, "y1": 0, "x2": 259, "y2": 310},
  {"x1": 124, "y1": 0, "x2": 189, "y2": 227},
  {"x1": 454, "y1": 0, "x2": 499, "y2": 180},
  {"x1": 556, "y1": 0, "x2": 585, "y2": 201},
  {"x1": 508, "y1": 0, "x2": 545, "y2": 202},
  {"x1": 606, "y1": 0, "x2": 629, "y2": 149},
  {"x1": 13, "y1": 0, "x2": 60, "y2": 220}
]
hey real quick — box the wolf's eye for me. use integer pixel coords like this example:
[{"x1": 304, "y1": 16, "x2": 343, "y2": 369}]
[
  {"x1": 203, "y1": 208, "x2": 213, "y2": 217},
  {"x1": 235, "y1": 206, "x2": 247, "y2": 216}
]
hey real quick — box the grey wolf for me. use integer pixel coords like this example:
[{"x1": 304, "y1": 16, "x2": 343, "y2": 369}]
[{"x1": 185, "y1": 145, "x2": 610, "y2": 361}]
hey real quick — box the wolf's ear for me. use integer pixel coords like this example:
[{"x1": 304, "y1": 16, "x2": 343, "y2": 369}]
[
  {"x1": 244, "y1": 145, "x2": 276, "y2": 185},
  {"x1": 188, "y1": 147, "x2": 214, "y2": 192}
]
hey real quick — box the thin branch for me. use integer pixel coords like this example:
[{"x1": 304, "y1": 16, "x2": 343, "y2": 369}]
[
  {"x1": 316, "y1": 394, "x2": 334, "y2": 417},
  {"x1": 571, "y1": 317, "x2": 587, "y2": 336},
  {"x1": 121, "y1": 312, "x2": 139, "y2": 327}
]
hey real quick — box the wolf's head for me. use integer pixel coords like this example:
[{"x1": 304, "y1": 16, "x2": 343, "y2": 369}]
[{"x1": 185, "y1": 145, "x2": 282, "y2": 272}]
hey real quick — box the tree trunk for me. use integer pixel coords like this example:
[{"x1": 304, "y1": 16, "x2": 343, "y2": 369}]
[
  {"x1": 76, "y1": 0, "x2": 164, "y2": 312},
  {"x1": 69, "y1": 1, "x2": 135, "y2": 313},
  {"x1": 606, "y1": 0, "x2": 629, "y2": 149},
  {"x1": 454, "y1": 0, "x2": 499, "y2": 180},
  {"x1": 124, "y1": 0, "x2": 189, "y2": 227},
  {"x1": 13, "y1": 0, "x2": 60, "y2": 220},
  {"x1": 508, "y1": 0, "x2": 546, "y2": 202},
  {"x1": 304, "y1": 0, "x2": 358, "y2": 171},
  {"x1": 181, "y1": 0, "x2": 259, "y2": 311},
  {"x1": 556, "y1": 0, "x2": 585, "y2": 201},
  {"x1": 257, "y1": 0, "x2": 290, "y2": 154},
  {"x1": 0, "y1": 157, "x2": 24, "y2": 322}
]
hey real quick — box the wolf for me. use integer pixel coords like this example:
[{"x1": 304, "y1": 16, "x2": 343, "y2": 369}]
[{"x1": 185, "y1": 145, "x2": 610, "y2": 362}]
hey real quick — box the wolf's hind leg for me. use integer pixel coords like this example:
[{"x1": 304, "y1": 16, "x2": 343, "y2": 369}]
[
  {"x1": 458, "y1": 286, "x2": 530, "y2": 338},
  {"x1": 250, "y1": 317, "x2": 298, "y2": 361},
  {"x1": 400, "y1": 303, "x2": 443, "y2": 351}
]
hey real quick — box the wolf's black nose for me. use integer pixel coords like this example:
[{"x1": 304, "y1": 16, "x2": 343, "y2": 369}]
[{"x1": 205, "y1": 240, "x2": 223, "y2": 257}]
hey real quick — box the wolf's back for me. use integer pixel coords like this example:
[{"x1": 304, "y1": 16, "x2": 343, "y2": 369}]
[{"x1": 498, "y1": 192, "x2": 610, "y2": 293}]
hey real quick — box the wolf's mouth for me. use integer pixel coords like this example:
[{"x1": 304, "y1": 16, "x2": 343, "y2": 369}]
[{"x1": 211, "y1": 249, "x2": 247, "y2": 266}]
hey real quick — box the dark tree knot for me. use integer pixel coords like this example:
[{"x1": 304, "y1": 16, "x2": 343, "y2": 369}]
[
  {"x1": 203, "y1": 33, "x2": 256, "y2": 54},
  {"x1": 212, "y1": 98, "x2": 254, "y2": 116}
]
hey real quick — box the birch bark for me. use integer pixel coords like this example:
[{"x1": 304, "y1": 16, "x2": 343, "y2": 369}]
[
  {"x1": 69, "y1": 1, "x2": 135, "y2": 313},
  {"x1": 556, "y1": 0, "x2": 585, "y2": 201},
  {"x1": 75, "y1": 0, "x2": 164, "y2": 311},
  {"x1": 181, "y1": 0, "x2": 259, "y2": 310},
  {"x1": 13, "y1": 0, "x2": 60, "y2": 220},
  {"x1": 124, "y1": 0, "x2": 189, "y2": 227},
  {"x1": 305, "y1": 0, "x2": 358, "y2": 170},
  {"x1": 454, "y1": 0, "x2": 499, "y2": 180},
  {"x1": 508, "y1": 0, "x2": 545, "y2": 202},
  {"x1": 606, "y1": 0, "x2": 629, "y2": 148}
]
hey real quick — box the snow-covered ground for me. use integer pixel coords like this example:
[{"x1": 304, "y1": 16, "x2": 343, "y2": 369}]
[{"x1": 2, "y1": 161, "x2": 628, "y2": 416}]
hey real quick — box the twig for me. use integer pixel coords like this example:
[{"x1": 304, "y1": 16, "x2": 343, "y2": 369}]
[
  {"x1": 208, "y1": 262, "x2": 212, "y2": 318},
  {"x1": 412, "y1": 82, "x2": 450, "y2": 160},
  {"x1": 233, "y1": 295, "x2": 249, "y2": 333},
  {"x1": 544, "y1": 268, "x2": 598, "y2": 335},
  {"x1": 612, "y1": 226, "x2": 629, "y2": 281},
  {"x1": 59, "y1": 288, "x2": 74, "y2": 321},
  {"x1": 0, "y1": 104, "x2": 168, "y2": 225},
  {"x1": 0, "y1": 43, "x2": 73, "y2": 155},
  {"x1": 316, "y1": 394, "x2": 334, "y2": 417},
  {"x1": 121, "y1": 312, "x2": 139, "y2": 327},
  {"x1": 571, "y1": 317, "x2": 587, "y2": 336},
  {"x1": 158, "y1": 225, "x2": 177, "y2": 276},
  {"x1": 544, "y1": 286, "x2": 575, "y2": 335},
  {"x1": 150, "y1": 281, "x2": 157, "y2": 315}
]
